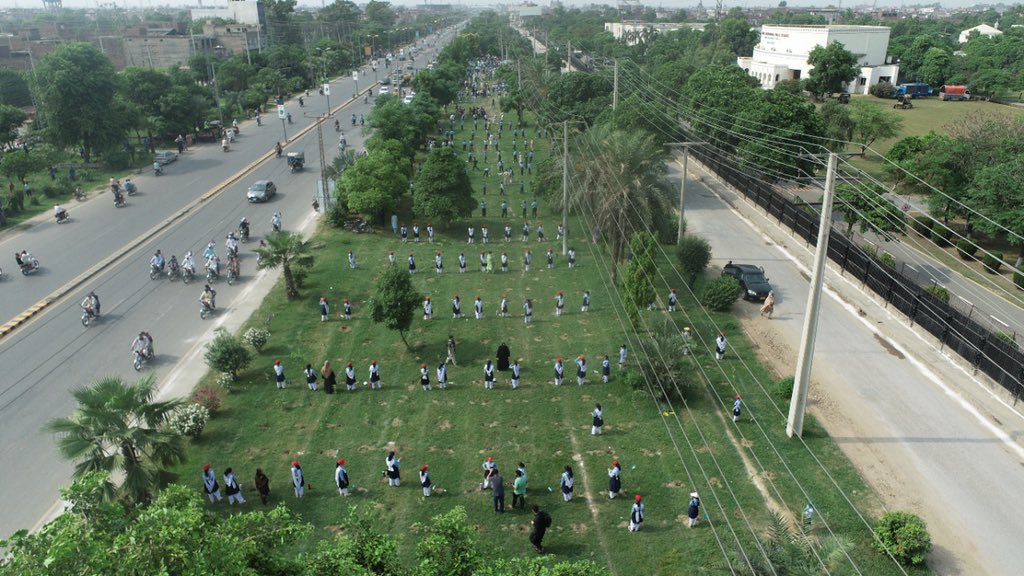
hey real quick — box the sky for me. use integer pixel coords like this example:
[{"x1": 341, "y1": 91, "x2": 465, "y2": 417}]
[{"x1": 1, "y1": 0, "x2": 1003, "y2": 12}]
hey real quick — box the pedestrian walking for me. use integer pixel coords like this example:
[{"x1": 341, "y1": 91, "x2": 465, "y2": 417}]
[
  {"x1": 408, "y1": 253, "x2": 417, "y2": 274},
  {"x1": 254, "y1": 468, "x2": 270, "y2": 504},
  {"x1": 667, "y1": 288, "x2": 678, "y2": 311},
  {"x1": 581, "y1": 290, "x2": 590, "y2": 312},
  {"x1": 437, "y1": 362, "x2": 448, "y2": 389},
  {"x1": 554, "y1": 358, "x2": 564, "y2": 386},
  {"x1": 224, "y1": 467, "x2": 245, "y2": 505},
  {"x1": 202, "y1": 464, "x2": 222, "y2": 503},
  {"x1": 601, "y1": 355, "x2": 610, "y2": 383},
  {"x1": 475, "y1": 295, "x2": 484, "y2": 319},
  {"x1": 491, "y1": 471, "x2": 505, "y2": 512},
  {"x1": 511, "y1": 359, "x2": 521, "y2": 389},
  {"x1": 480, "y1": 456, "x2": 498, "y2": 490},
  {"x1": 608, "y1": 460, "x2": 622, "y2": 499},
  {"x1": 619, "y1": 344, "x2": 627, "y2": 367},
  {"x1": 435, "y1": 252, "x2": 443, "y2": 274},
  {"x1": 385, "y1": 451, "x2": 401, "y2": 486},
  {"x1": 760, "y1": 291, "x2": 775, "y2": 318},
  {"x1": 530, "y1": 506, "x2": 551, "y2": 552},
  {"x1": 348, "y1": 250, "x2": 357, "y2": 269},
  {"x1": 629, "y1": 494, "x2": 645, "y2": 531},
  {"x1": 555, "y1": 291, "x2": 564, "y2": 316},
  {"x1": 369, "y1": 360, "x2": 382, "y2": 389},
  {"x1": 560, "y1": 465, "x2": 574, "y2": 502},
  {"x1": 419, "y1": 466, "x2": 433, "y2": 497},
  {"x1": 423, "y1": 296, "x2": 433, "y2": 320},
  {"x1": 291, "y1": 461, "x2": 305, "y2": 498},
  {"x1": 484, "y1": 359, "x2": 496, "y2": 389},
  {"x1": 591, "y1": 403, "x2": 603, "y2": 435},
  {"x1": 320, "y1": 297, "x2": 330, "y2": 321},
  {"x1": 304, "y1": 363, "x2": 318, "y2": 391},
  {"x1": 458, "y1": 252, "x2": 467, "y2": 273},
  {"x1": 446, "y1": 336, "x2": 458, "y2": 365},
  {"x1": 345, "y1": 362, "x2": 357, "y2": 391},
  {"x1": 523, "y1": 299, "x2": 533, "y2": 324},
  {"x1": 715, "y1": 332, "x2": 727, "y2": 361},
  {"x1": 688, "y1": 492, "x2": 701, "y2": 527},
  {"x1": 513, "y1": 468, "x2": 527, "y2": 509},
  {"x1": 343, "y1": 299, "x2": 352, "y2": 320},
  {"x1": 732, "y1": 395, "x2": 742, "y2": 422},
  {"x1": 420, "y1": 363, "x2": 432, "y2": 390},
  {"x1": 335, "y1": 459, "x2": 350, "y2": 496},
  {"x1": 274, "y1": 360, "x2": 286, "y2": 389}
]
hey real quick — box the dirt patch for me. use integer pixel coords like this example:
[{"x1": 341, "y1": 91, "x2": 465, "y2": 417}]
[
  {"x1": 326, "y1": 524, "x2": 344, "y2": 534},
  {"x1": 340, "y1": 325, "x2": 352, "y2": 332},
  {"x1": 438, "y1": 419, "x2": 451, "y2": 430},
  {"x1": 664, "y1": 480, "x2": 685, "y2": 488},
  {"x1": 245, "y1": 447, "x2": 268, "y2": 457},
  {"x1": 319, "y1": 448, "x2": 339, "y2": 458},
  {"x1": 391, "y1": 418, "x2": 402, "y2": 427},
  {"x1": 357, "y1": 444, "x2": 375, "y2": 453}
]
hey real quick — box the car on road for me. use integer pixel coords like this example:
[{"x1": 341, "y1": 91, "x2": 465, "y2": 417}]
[
  {"x1": 379, "y1": 86, "x2": 390, "y2": 95},
  {"x1": 403, "y1": 94, "x2": 414, "y2": 105},
  {"x1": 721, "y1": 262, "x2": 772, "y2": 301},
  {"x1": 246, "y1": 180, "x2": 277, "y2": 203},
  {"x1": 154, "y1": 151, "x2": 178, "y2": 165}
]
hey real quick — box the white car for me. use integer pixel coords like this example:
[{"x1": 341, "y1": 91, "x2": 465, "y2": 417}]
[
  {"x1": 403, "y1": 94, "x2": 414, "y2": 105},
  {"x1": 379, "y1": 86, "x2": 390, "y2": 95}
]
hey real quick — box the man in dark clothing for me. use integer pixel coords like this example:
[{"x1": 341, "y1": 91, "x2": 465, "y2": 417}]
[
  {"x1": 530, "y1": 505, "x2": 551, "y2": 552},
  {"x1": 491, "y1": 473, "x2": 505, "y2": 512},
  {"x1": 496, "y1": 342, "x2": 511, "y2": 371}
]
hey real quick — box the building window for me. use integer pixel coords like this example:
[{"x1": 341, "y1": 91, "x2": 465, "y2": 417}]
[
  {"x1": 879, "y1": 76, "x2": 891, "y2": 83},
  {"x1": 792, "y1": 70, "x2": 801, "y2": 80},
  {"x1": 775, "y1": 74, "x2": 780, "y2": 82},
  {"x1": 858, "y1": 77, "x2": 866, "y2": 86}
]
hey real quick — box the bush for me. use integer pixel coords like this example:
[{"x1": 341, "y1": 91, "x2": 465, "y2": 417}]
[
  {"x1": 879, "y1": 251, "x2": 896, "y2": 268},
  {"x1": 911, "y1": 216, "x2": 932, "y2": 237},
  {"x1": 1015, "y1": 270, "x2": 1024, "y2": 290},
  {"x1": 242, "y1": 327, "x2": 271, "y2": 351},
  {"x1": 870, "y1": 81, "x2": 896, "y2": 99},
  {"x1": 204, "y1": 328, "x2": 252, "y2": 377},
  {"x1": 956, "y1": 239, "x2": 978, "y2": 260},
  {"x1": 983, "y1": 251, "x2": 1004, "y2": 274},
  {"x1": 774, "y1": 377, "x2": 794, "y2": 400},
  {"x1": 677, "y1": 235, "x2": 712, "y2": 285},
  {"x1": 40, "y1": 181, "x2": 70, "y2": 199},
  {"x1": 873, "y1": 511, "x2": 932, "y2": 566},
  {"x1": 699, "y1": 276, "x2": 742, "y2": 311},
  {"x1": 192, "y1": 385, "x2": 222, "y2": 413},
  {"x1": 930, "y1": 225, "x2": 954, "y2": 247},
  {"x1": 925, "y1": 285, "x2": 950, "y2": 303},
  {"x1": 861, "y1": 243, "x2": 878, "y2": 256},
  {"x1": 167, "y1": 403, "x2": 210, "y2": 439}
]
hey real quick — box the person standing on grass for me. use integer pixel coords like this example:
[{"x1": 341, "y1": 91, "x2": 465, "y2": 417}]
[
  {"x1": 496, "y1": 342, "x2": 511, "y2": 371},
  {"x1": 629, "y1": 494, "x2": 645, "y2": 532},
  {"x1": 499, "y1": 294, "x2": 509, "y2": 317},
  {"x1": 480, "y1": 457, "x2": 497, "y2": 490},
  {"x1": 576, "y1": 356, "x2": 587, "y2": 386},
  {"x1": 459, "y1": 252, "x2": 467, "y2": 273},
  {"x1": 335, "y1": 459, "x2": 350, "y2": 496},
  {"x1": 530, "y1": 505, "x2": 551, "y2": 552},
  {"x1": 419, "y1": 466, "x2": 432, "y2": 497},
  {"x1": 688, "y1": 492, "x2": 701, "y2": 527},
  {"x1": 435, "y1": 252, "x2": 443, "y2": 274},
  {"x1": 491, "y1": 471, "x2": 505, "y2": 512},
  {"x1": 343, "y1": 299, "x2": 352, "y2": 320},
  {"x1": 320, "y1": 297, "x2": 330, "y2": 322},
  {"x1": 345, "y1": 362, "x2": 356, "y2": 391},
  {"x1": 608, "y1": 461, "x2": 622, "y2": 499},
  {"x1": 482, "y1": 225, "x2": 490, "y2": 244},
  {"x1": 322, "y1": 361, "x2": 336, "y2": 394},
  {"x1": 591, "y1": 403, "x2": 603, "y2": 435},
  {"x1": 485, "y1": 251, "x2": 493, "y2": 273},
  {"x1": 369, "y1": 360, "x2": 381, "y2": 389},
  {"x1": 408, "y1": 253, "x2": 417, "y2": 274},
  {"x1": 291, "y1": 461, "x2": 305, "y2": 498},
  {"x1": 254, "y1": 468, "x2": 270, "y2": 504},
  {"x1": 452, "y1": 295, "x2": 462, "y2": 319},
  {"x1": 555, "y1": 291, "x2": 564, "y2": 316},
  {"x1": 202, "y1": 464, "x2": 222, "y2": 503},
  {"x1": 511, "y1": 360, "x2": 521, "y2": 389},
  {"x1": 437, "y1": 362, "x2": 448, "y2": 389},
  {"x1": 468, "y1": 226, "x2": 475, "y2": 244},
  {"x1": 760, "y1": 291, "x2": 775, "y2": 318},
  {"x1": 423, "y1": 296, "x2": 433, "y2": 320},
  {"x1": 274, "y1": 360, "x2": 286, "y2": 389},
  {"x1": 521, "y1": 221, "x2": 530, "y2": 242},
  {"x1": 715, "y1": 332, "x2": 727, "y2": 361},
  {"x1": 385, "y1": 451, "x2": 401, "y2": 487},
  {"x1": 581, "y1": 290, "x2": 590, "y2": 312},
  {"x1": 560, "y1": 465, "x2": 574, "y2": 502},
  {"x1": 523, "y1": 249, "x2": 532, "y2": 272},
  {"x1": 400, "y1": 224, "x2": 408, "y2": 242},
  {"x1": 500, "y1": 251, "x2": 509, "y2": 272},
  {"x1": 546, "y1": 249, "x2": 554, "y2": 269},
  {"x1": 513, "y1": 468, "x2": 527, "y2": 509},
  {"x1": 523, "y1": 299, "x2": 533, "y2": 324},
  {"x1": 484, "y1": 359, "x2": 496, "y2": 390},
  {"x1": 412, "y1": 223, "x2": 420, "y2": 243},
  {"x1": 427, "y1": 223, "x2": 435, "y2": 243},
  {"x1": 304, "y1": 364, "x2": 318, "y2": 391},
  {"x1": 475, "y1": 296, "x2": 484, "y2": 320},
  {"x1": 619, "y1": 345, "x2": 627, "y2": 368},
  {"x1": 602, "y1": 355, "x2": 610, "y2": 383},
  {"x1": 224, "y1": 467, "x2": 244, "y2": 505},
  {"x1": 667, "y1": 288, "x2": 678, "y2": 312},
  {"x1": 388, "y1": 250, "x2": 396, "y2": 266},
  {"x1": 348, "y1": 250, "x2": 357, "y2": 269},
  {"x1": 554, "y1": 358, "x2": 564, "y2": 386},
  {"x1": 504, "y1": 223, "x2": 512, "y2": 241},
  {"x1": 446, "y1": 336, "x2": 458, "y2": 366},
  {"x1": 733, "y1": 395, "x2": 742, "y2": 422},
  {"x1": 567, "y1": 247, "x2": 576, "y2": 268},
  {"x1": 420, "y1": 363, "x2": 432, "y2": 391}
]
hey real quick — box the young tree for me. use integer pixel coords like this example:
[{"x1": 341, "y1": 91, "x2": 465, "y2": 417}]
[
  {"x1": 677, "y1": 235, "x2": 712, "y2": 288},
  {"x1": 819, "y1": 99, "x2": 855, "y2": 151},
  {"x1": 834, "y1": 182, "x2": 906, "y2": 236},
  {"x1": 849, "y1": 100, "x2": 903, "y2": 151},
  {"x1": 45, "y1": 375, "x2": 185, "y2": 505},
  {"x1": 413, "y1": 147, "x2": 475, "y2": 224},
  {"x1": 804, "y1": 41, "x2": 859, "y2": 99},
  {"x1": 416, "y1": 507, "x2": 480, "y2": 576},
  {"x1": 370, "y1": 266, "x2": 422, "y2": 350},
  {"x1": 0, "y1": 69, "x2": 32, "y2": 108},
  {"x1": 622, "y1": 232, "x2": 658, "y2": 327},
  {"x1": 0, "y1": 104, "x2": 28, "y2": 150},
  {"x1": 255, "y1": 231, "x2": 314, "y2": 300},
  {"x1": 337, "y1": 145, "x2": 408, "y2": 217},
  {"x1": 203, "y1": 328, "x2": 253, "y2": 379}
]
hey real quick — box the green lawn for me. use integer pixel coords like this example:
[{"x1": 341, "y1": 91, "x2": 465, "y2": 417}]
[{"x1": 172, "y1": 100, "x2": 929, "y2": 575}]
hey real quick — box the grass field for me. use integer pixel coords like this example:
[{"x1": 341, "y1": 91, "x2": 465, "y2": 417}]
[{"x1": 171, "y1": 99, "x2": 930, "y2": 575}]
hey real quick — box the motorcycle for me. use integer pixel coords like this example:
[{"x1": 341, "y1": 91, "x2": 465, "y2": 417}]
[
  {"x1": 153, "y1": 163, "x2": 163, "y2": 176},
  {"x1": 19, "y1": 255, "x2": 40, "y2": 275},
  {"x1": 206, "y1": 265, "x2": 219, "y2": 283},
  {"x1": 200, "y1": 300, "x2": 214, "y2": 319},
  {"x1": 238, "y1": 226, "x2": 250, "y2": 243},
  {"x1": 73, "y1": 188, "x2": 86, "y2": 201},
  {"x1": 55, "y1": 210, "x2": 69, "y2": 224},
  {"x1": 227, "y1": 267, "x2": 237, "y2": 286},
  {"x1": 81, "y1": 307, "x2": 98, "y2": 327},
  {"x1": 167, "y1": 265, "x2": 181, "y2": 281},
  {"x1": 149, "y1": 264, "x2": 163, "y2": 280},
  {"x1": 114, "y1": 191, "x2": 126, "y2": 208},
  {"x1": 133, "y1": 347, "x2": 153, "y2": 371},
  {"x1": 182, "y1": 266, "x2": 195, "y2": 284}
]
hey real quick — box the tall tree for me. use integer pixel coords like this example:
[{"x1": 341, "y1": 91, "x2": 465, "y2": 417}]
[
  {"x1": 0, "y1": 104, "x2": 27, "y2": 151},
  {"x1": 45, "y1": 375, "x2": 185, "y2": 505},
  {"x1": 734, "y1": 89, "x2": 826, "y2": 179},
  {"x1": 33, "y1": 43, "x2": 122, "y2": 162},
  {"x1": 337, "y1": 142, "x2": 408, "y2": 217},
  {"x1": 370, "y1": 266, "x2": 422, "y2": 350},
  {"x1": 805, "y1": 41, "x2": 859, "y2": 99},
  {"x1": 622, "y1": 232, "x2": 659, "y2": 327},
  {"x1": 835, "y1": 182, "x2": 906, "y2": 236},
  {"x1": 849, "y1": 100, "x2": 903, "y2": 151},
  {"x1": 683, "y1": 65, "x2": 759, "y2": 153},
  {"x1": 819, "y1": 99, "x2": 855, "y2": 152},
  {"x1": 255, "y1": 231, "x2": 314, "y2": 300},
  {"x1": 968, "y1": 153, "x2": 1024, "y2": 265},
  {"x1": 413, "y1": 147, "x2": 475, "y2": 224},
  {"x1": 0, "y1": 69, "x2": 32, "y2": 107}
]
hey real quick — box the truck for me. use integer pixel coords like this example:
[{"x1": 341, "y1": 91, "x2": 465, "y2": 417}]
[
  {"x1": 895, "y1": 83, "x2": 933, "y2": 98},
  {"x1": 939, "y1": 85, "x2": 971, "y2": 101}
]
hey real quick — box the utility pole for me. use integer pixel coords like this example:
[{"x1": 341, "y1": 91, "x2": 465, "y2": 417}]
[
  {"x1": 612, "y1": 58, "x2": 618, "y2": 110},
  {"x1": 666, "y1": 142, "x2": 702, "y2": 244},
  {"x1": 787, "y1": 153, "x2": 839, "y2": 438},
  {"x1": 317, "y1": 114, "x2": 330, "y2": 213},
  {"x1": 562, "y1": 120, "x2": 569, "y2": 256}
]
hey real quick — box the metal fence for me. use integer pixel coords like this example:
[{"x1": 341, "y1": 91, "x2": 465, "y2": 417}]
[{"x1": 691, "y1": 144, "x2": 1024, "y2": 400}]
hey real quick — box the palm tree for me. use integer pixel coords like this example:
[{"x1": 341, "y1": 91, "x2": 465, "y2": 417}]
[
  {"x1": 711, "y1": 511, "x2": 855, "y2": 575},
  {"x1": 255, "y1": 231, "x2": 314, "y2": 300},
  {"x1": 46, "y1": 375, "x2": 186, "y2": 505},
  {"x1": 567, "y1": 125, "x2": 674, "y2": 284}
]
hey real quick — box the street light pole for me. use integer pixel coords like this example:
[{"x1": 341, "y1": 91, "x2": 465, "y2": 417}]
[{"x1": 666, "y1": 142, "x2": 702, "y2": 244}]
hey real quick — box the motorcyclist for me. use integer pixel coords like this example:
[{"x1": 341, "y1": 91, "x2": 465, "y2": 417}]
[
  {"x1": 275, "y1": 142, "x2": 283, "y2": 158},
  {"x1": 182, "y1": 251, "x2": 196, "y2": 278},
  {"x1": 80, "y1": 291, "x2": 100, "y2": 318},
  {"x1": 206, "y1": 255, "x2": 221, "y2": 278},
  {"x1": 54, "y1": 204, "x2": 67, "y2": 222},
  {"x1": 150, "y1": 250, "x2": 165, "y2": 272},
  {"x1": 298, "y1": 96, "x2": 305, "y2": 107},
  {"x1": 286, "y1": 112, "x2": 293, "y2": 124},
  {"x1": 203, "y1": 242, "x2": 216, "y2": 262},
  {"x1": 131, "y1": 331, "x2": 154, "y2": 359},
  {"x1": 255, "y1": 113, "x2": 262, "y2": 126},
  {"x1": 167, "y1": 254, "x2": 180, "y2": 277},
  {"x1": 110, "y1": 178, "x2": 120, "y2": 194},
  {"x1": 238, "y1": 217, "x2": 250, "y2": 241},
  {"x1": 225, "y1": 233, "x2": 239, "y2": 258},
  {"x1": 200, "y1": 284, "x2": 217, "y2": 311},
  {"x1": 334, "y1": 119, "x2": 340, "y2": 132},
  {"x1": 222, "y1": 137, "x2": 230, "y2": 151},
  {"x1": 113, "y1": 186, "x2": 125, "y2": 205},
  {"x1": 351, "y1": 113, "x2": 357, "y2": 126},
  {"x1": 124, "y1": 178, "x2": 136, "y2": 194},
  {"x1": 153, "y1": 161, "x2": 163, "y2": 175},
  {"x1": 227, "y1": 129, "x2": 235, "y2": 143},
  {"x1": 227, "y1": 255, "x2": 240, "y2": 278},
  {"x1": 232, "y1": 118, "x2": 239, "y2": 130},
  {"x1": 271, "y1": 212, "x2": 282, "y2": 232}
]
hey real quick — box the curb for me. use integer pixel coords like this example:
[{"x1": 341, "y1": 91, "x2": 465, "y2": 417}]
[{"x1": 0, "y1": 87, "x2": 376, "y2": 341}]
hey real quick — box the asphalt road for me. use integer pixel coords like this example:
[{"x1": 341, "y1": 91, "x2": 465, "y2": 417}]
[
  {"x1": 0, "y1": 35, "x2": 449, "y2": 539},
  {"x1": 678, "y1": 158, "x2": 1024, "y2": 576}
]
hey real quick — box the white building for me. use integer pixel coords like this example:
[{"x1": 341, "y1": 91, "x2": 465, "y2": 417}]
[
  {"x1": 737, "y1": 25, "x2": 899, "y2": 95},
  {"x1": 604, "y1": 22, "x2": 706, "y2": 46},
  {"x1": 191, "y1": 0, "x2": 266, "y2": 28},
  {"x1": 958, "y1": 24, "x2": 1002, "y2": 44}
]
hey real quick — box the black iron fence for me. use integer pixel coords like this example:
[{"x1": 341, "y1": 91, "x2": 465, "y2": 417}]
[{"x1": 691, "y1": 143, "x2": 1024, "y2": 399}]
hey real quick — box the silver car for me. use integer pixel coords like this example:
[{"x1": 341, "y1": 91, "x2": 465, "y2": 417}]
[
  {"x1": 246, "y1": 180, "x2": 277, "y2": 203},
  {"x1": 154, "y1": 151, "x2": 178, "y2": 165}
]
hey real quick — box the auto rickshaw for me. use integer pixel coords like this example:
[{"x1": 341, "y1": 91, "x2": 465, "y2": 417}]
[{"x1": 287, "y1": 152, "x2": 305, "y2": 172}]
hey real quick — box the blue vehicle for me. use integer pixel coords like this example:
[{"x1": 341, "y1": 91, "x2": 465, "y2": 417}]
[{"x1": 895, "y1": 83, "x2": 933, "y2": 98}]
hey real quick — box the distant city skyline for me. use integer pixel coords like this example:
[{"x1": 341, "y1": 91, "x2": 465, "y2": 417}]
[{"x1": 3, "y1": 0, "x2": 1009, "y2": 13}]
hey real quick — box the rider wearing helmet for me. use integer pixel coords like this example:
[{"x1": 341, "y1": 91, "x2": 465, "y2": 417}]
[
  {"x1": 80, "y1": 291, "x2": 100, "y2": 317},
  {"x1": 238, "y1": 217, "x2": 250, "y2": 240},
  {"x1": 182, "y1": 251, "x2": 196, "y2": 276},
  {"x1": 168, "y1": 254, "x2": 180, "y2": 276},
  {"x1": 150, "y1": 250, "x2": 165, "y2": 271}
]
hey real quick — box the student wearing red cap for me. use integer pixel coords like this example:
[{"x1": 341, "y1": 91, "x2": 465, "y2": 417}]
[
  {"x1": 291, "y1": 461, "x2": 305, "y2": 498},
  {"x1": 345, "y1": 362, "x2": 356, "y2": 391},
  {"x1": 608, "y1": 461, "x2": 622, "y2": 499},
  {"x1": 629, "y1": 494, "x2": 645, "y2": 531},
  {"x1": 733, "y1": 395, "x2": 742, "y2": 422},
  {"x1": 419, "y1": 465, "x2": 432, "y2": 497},
  {"x1": 369, "y1": 360, "x2": 381, "y2": 389},
  {"x1": 420, "y1": 363, "x2": 431, "y2": 390},
  {"x1": 480, "y1": 456, "x2": 497, "y2": 490},
  {"x1": 335, "y1": 459, "x2": 350, "y2": 496},
  {"x1": 202, "y1": 463, "x2": 222, "y2": 503},
  {"x1": 576, "y1": 355, "x2": 586, "y2": 386},
  {"x1": 667, "y1": 288, "x2": 678, "y2": 312},
  {"x1": 553, "y1": 358, "x2": 564, "y2": 386},
  {"x1": 274, "y1": 360, "x2": 286, "y2": 389}
]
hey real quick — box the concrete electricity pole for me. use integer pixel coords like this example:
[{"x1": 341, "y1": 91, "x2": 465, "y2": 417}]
[
  {"x1": 787, "y1": 153, "x2": 839, "y2": 438},
  {"x1": 666, "y1": 142, "x2": 702, "y2": 244},
  {"x1": 613, "y1": 58, "x2": 618, "y2": 110},
  {"x1": 562, "y1": 120, "x2": 569, "y2": 256}
]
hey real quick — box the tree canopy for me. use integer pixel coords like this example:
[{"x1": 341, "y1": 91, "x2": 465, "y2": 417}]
[
  {"x1": 412, "y1": 147, "x2": 475, "y2": 224},
  {"x1": 805, "y1": 41, "x2": 859, "y2": 98},
  {"x1": 370, "y1": 265, "x2": 422, "y2": 349}
]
